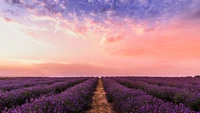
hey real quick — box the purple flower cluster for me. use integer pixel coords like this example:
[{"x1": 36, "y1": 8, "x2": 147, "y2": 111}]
[
  {"x1": 129, "y1": 77, "x2": 200, "y2": 92},
  {"x1": 0, "y1": 78, "x2": 68, "y2": 92},
  {"x1": 0, "y1": 78, "x2": 56, "y2": 85},
  {"x1": 113, "y1": 77, "x2": 200, "y2": 111},
  {"x1": 102, "y1": 77, "x2": 196, "y2": 113},
  {"x1": 0, "y1": 78, "x2": 88, "y2": 111},
  {"x1": 4, "y1": 78, "x2": 98, "y2": 113}
]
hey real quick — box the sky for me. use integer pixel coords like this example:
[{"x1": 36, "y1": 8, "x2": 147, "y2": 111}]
[{"x1": 0, "y1": 0, "x2": 200, "y2": 77}]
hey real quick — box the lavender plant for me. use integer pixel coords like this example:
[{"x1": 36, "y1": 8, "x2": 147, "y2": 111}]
[
  {"x1": 4, "y1": 78, "x2": 98, "y2": 113},
  {"x1": 114, "y1": 78, "x2": 200, "y2": 111},
  {"x1": 0, "y1": 78, "x2": 88, "y2": 111},
  {"x1": 102, "y1": 77, "x2": 196, "y2": 113}
]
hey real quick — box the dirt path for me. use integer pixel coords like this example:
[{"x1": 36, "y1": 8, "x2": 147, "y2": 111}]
[{"x1": 87, "y1": 78, "x2": 114, "y2": 113}]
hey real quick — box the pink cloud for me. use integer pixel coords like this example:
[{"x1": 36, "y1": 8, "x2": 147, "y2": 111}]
[
  {"x1": 1, "y1": 6, "x2": 200, "y2": 76},
  {"x1": 3, "y1": 17, "x2": 13, "y2": 22},
  {"x1": 105, "y1": 36, "x2": 123, "y2": 43},
  {"x1": 0, "y1": 62, "x2": 117, "y2": 76},
  {"x1": 0, "y1": 61, "x2": 199, "y2": 77},
  {"x1": 102, "y1": 18, "x2": 200, "y2": 60}
]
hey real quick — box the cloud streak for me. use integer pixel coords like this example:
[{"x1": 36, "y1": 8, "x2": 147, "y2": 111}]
[{"x1": 0, "y1": 0, "x2": 200, "y2": 75}]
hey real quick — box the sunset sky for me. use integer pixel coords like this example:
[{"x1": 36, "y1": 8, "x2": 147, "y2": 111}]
[{"x1": 0, "y1": 0, "x2": 200, "y2": 76}]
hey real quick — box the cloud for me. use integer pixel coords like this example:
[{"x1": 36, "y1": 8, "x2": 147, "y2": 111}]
[
  {"x1": 1, "y1": 0, "x2": 200, "y2": 76},
  {"x1": 3, "y1": 0, "x2": 199, "y2": 41},
  {"x1": 3, "y1": 0, "x2": 199, "y2": 53},
  {"x1": 0, "y1": 61, "x2": 120, "y2": 76},
  {"x1": 5, "y1": 0, "x2": 195, "y2": 22},
  {"x1": 3, "y1": 17, "x2": 13, "y2": 22},
  {"x1": 186, "y1": 9, "x2": 200, "y2": 20},
  {"x1": 104, "y1": 36, "x2": 123, "y2": 43},
  {"x1": 0, "y1": 16, "x2": 53, "y2": 48},
  {"x1": 103, "y1": 18, "x2": 200, "y2": 60},
  {"x1": 2, "y1": 9, "x2": 19, "y2": 16},
  {"x1": 1, "y1": 59, "x2": 200, "y2": 76},
  {"x1": 5, "y1": 0, "x2": 21, "y2": 4}
]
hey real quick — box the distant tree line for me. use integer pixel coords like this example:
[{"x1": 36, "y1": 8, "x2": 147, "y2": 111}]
[{"x1": 194, "y1": 75, "x2": 200, "y2": 78}]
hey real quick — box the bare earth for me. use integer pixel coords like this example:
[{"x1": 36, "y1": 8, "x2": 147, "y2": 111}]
[{"x1": 87, "y1": 79, "x2": 114, "y2": 113}]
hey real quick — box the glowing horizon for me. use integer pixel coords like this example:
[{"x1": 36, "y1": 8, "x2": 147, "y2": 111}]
[{"x1": 0, "y1": 0, "x2": 200, "y2": 76}]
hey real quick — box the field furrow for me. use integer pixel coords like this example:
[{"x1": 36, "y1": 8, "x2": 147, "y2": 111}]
[{"x1": 87, "y1": 78, "x2": 114, "y2": 113}]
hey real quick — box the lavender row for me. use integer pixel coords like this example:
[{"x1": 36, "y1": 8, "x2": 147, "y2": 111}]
[
  {"x1": 0, "y1": 78, "x2": 68, "y2": 92},
  {"x1": 4, "y1": 77, "x2": 98, "y2": 113},
  {"x1": 0, "y1": 77, "x2": 57, "y2": 85},
  {"x1": 130, "y1": 77, "x2": 200, "y2": 86},
  {"x1": 0, "y1": 78, "x2": 88, "y2": 111},
  {"x1": 129, "y1": 77, "x2": 200, "y2": 93},
  {"x1": 114, "y1": 78, "x2": 200, "y2": 111},
  {"x1": 102, "y1": 77, "x2": 196, "y2": 113}
]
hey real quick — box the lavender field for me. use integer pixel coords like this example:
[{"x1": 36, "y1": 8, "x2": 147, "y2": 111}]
[{"x1": 0, "y1": 77, "x2": 200, "y2": 113}]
